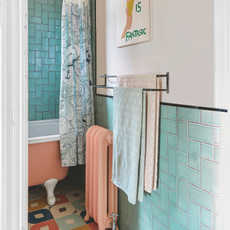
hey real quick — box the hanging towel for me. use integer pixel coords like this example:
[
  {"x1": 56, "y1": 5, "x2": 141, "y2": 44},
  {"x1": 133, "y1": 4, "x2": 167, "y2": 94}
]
[
  {"x1": 112, "y1": 87, "x2": 146, "y2": 205},
  {"x1": 117, "y1": 74, "x2": 161, "y2": 192}
]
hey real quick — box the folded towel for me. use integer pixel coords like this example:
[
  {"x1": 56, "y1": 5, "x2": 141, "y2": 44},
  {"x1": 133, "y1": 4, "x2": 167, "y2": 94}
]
[
  {"x1": 117, "y1": 74, "x2": 161, "y2": 192},
  {"x1": 112, "y1": 87, "x2": 146, "y2": 205}
]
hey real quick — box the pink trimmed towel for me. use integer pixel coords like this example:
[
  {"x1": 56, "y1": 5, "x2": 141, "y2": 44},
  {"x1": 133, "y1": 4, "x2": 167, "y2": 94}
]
[{"x1": 117, "y1": 74, "x2": 161, "y2": 192}]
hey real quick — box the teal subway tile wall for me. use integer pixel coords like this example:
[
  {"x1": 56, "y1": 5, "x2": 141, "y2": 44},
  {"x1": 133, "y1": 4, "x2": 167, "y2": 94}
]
[
  {"x1": 95, "y1": 97, "x2": 221, "y2": 230},
  {"x1": 28, "y1": 0, "x2": 62, "y2": 121}
]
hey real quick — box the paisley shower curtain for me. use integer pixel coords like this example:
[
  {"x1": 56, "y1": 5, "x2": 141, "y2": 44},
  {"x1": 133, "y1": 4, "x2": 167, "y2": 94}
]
[{"x1": 60, "y1": 0, "x2": 94, "y2": 167}]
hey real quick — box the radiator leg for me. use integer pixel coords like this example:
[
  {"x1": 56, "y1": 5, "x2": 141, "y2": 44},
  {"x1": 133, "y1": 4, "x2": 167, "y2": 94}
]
[
  {"x1": 44, "y1": 178, "x2": 58, "y2": 206},
  {"x1": 84, "y1": 210, "x2": 91, "y2": 222}
]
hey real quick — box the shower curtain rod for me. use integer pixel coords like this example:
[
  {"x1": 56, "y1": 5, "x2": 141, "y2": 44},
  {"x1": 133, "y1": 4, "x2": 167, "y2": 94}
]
[{"x1": 93, "y1": 72, "x2": 169, "y2": 94}]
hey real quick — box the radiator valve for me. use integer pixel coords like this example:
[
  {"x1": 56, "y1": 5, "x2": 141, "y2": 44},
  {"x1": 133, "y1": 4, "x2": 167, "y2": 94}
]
[{"x1": 110, "y1": 212, "x2": 118, "y2": 230}]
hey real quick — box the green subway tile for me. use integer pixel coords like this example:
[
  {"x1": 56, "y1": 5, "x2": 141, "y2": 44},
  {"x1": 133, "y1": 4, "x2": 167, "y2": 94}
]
[
  {"x1": 55, "y1": 0, "x2": 62, "y2": 12},
  {"x1": 169, "y1": 189, "x2": 177, "y2": 205},
  {"x1": 178, "y1": 179, "x2": 188, "y2": 212},
  {"x1": 169, "y1": 218, "x2": 186, "y2": 230},
  {"x1": 152, "y1": 205, "x2": 168, "y2": 227},
  {"x1": 43, "y1": 111, "x2": 55, "y2": 119},
  {"x1": 55, "y1": 26, "x2": 61, "y2": 39},
  {"x1": 201, "y1": 143, "x2": 213, "y2": 160},
  {"x1": 145, "y1": 191, "x2": 159, "y2": 207},
  {"x1": 29, "y1": 51, "x2": 35, "y2": 64},
  {"x1": 29, "y1": 99, "x2": 42, "y2": 106},
  {"x1": 201, "y1": 159, "x2": 218, "y2": 195},
  {"x1": 169, "y1": 203, "x2": 188, "y2": 228},
  {"x1": 189, "y1": 123, "x2": 213, "y2": 144},
  {"x1": 42, "y1": 65, "x2": 49, "y2": 78},
  {"x1": 144, "y1": 200, "x2": 152, "y2": 226},
  {"x1": 36, "y1": 105, "x2": 49, "y2": 112},
  {"x1": 29, "y1": 92, "x2": 35, "y2": 99},
  {"x1": 56, "y1": 78, "x2": 60, "y2": 91},
  {"x1": 42, "y1": 4, "x2": 54, "y2": 12},
  {"x1": 28, "y1": 16, "x2": 41, "y2": 24},
  {"x1": 160, "y1": 118, "x2": 177, "y2": 134},
  {"x1": 160, "y1": 184, "x2": 168, "y2": 213},
  {"x1": 29, "y1": 79, "x2": 35, "y2": 92},
  {"x1": 49, "y1": 12, "x2": 61, "y2": 19},
  {"x1": 42, "y1": 38, "x2": 48, "y2": 51},
  {"x1": 178, "y1": 107, "x2": 200, "y2": 122},
  {"x1": 50, "y1": 92, "x2": 60, "y2": 98},
  {"x1": 214, "y1": 196, "x2": 219, "y2": 214},
  {"x1": 28, "y1": 9, "x2": 35, "y2": 16},
  {"x1": 49, "y1": 39, "x2": 61, "y2": 45},
  {"x1": 35, "y1": 30, "x2": 41, "y2": 45},
  {"x1": 43, "y1": 58, "x2": 55, "y2": 65},
  {"x1": 35, "y1": 24, "x2": 48, "y2": 31},
  {"x1": 49, "y1": 65, "x2": 60, "y2": 71},
  {"x1": 29, "y1": 44, "x2": 42, "y2": 51},
  {"x1": 201, "y1": 110, "x2": 214, "y2": 125},
  {"x1": 139, "y1": 218, "x2": 151, "y2": 230},
  {"x1": 167, "y1": 106, "x2": 177, "y2": 120},
  {"x1": 49, "y1": 45, "x2": 55, "y2": 58},
  {"x1": 178, "y1": 150, "x2": 188, "y2": 165},
  {"x1": 36, "y1": 51, "x2": 48, "y2": 58},
  {"x1": 55, "y1": 104, "x2": 59, "y2": 118},
  {"x1": 35, "y1": 4, "x2": 41, "y2": 17},
  {"x1": 160, "y1": 132, "x2": 167, "y2": 158},
  {"x1": 56, "y1": 98, "x2": 59, "y2": 104},
  {"x1": 29, "y1": 72, "x2": 42, "y2": 78},
  {"x1": 201, "y1": 208, "x2": 212, "y2": 229},
  {"x1": 168, "y1": 148, "x2": 177, "y2": 176},
  {"x1": 214, "y1": 112, "x2": 221, "y2": 126},
  {"x1": 160, "y1": 170, "x2": 176, "y2": 190},
  {"x1": 160, "y1": 224, "x2": 168, "y2": 230},
  {"x1": 201, "y1": 225, "x2": 210, "y2": 230},
  {"x1": 35, "y1": 112, "x2": 42, "y2": 120},
  {"x1": 49, "y1": 19, "x2": 55, "y2": 32},
  {"x1": 29, "y1": 106, "x2": 35, "y2": 120},
  {"x1": 189, "y1": 140, "x2": 200, "y2": 156},
  {"x1": 152, "y1": 217, "x2": 160, "y2": 230},
  {"x1": 48, "y1": 0, "x2": 54, "y2": 5},
  {"x1": 35, "y1": 85, "x2": 42, "y2": 98},
  {"x1": 215, "y1": 128, "x2": 221, "y2": 146},
  {"x1": 29, "y1": 23, "x2": 35, "y2": 36},
  {"x1": 49, "y1": 72, "x2": 56, "y2": 84},
  {"x1": 28, "y1": 0, "x2": 34, "y2": 9},
  {"x1": 49, "y1": 98, "x2": 56, "y2": 111},
  {"x1": 36, "y1": 78, "x2": 49, "y2": 85},
  {"x1": 56, "y1": 19, "x2": 61, "y2": 26},
  {"x1": 55, "y1": 71, "x2": 61, "y2": 78},
  {"x1": 189, "y1": 185, "x2": 213, "y2": 211},
  {"x1": 35, "y1": 58, "x2": 42, "y2": 71},
  {"x1": 189, "y1": 201, "x2": 200, "y2": 230},
  {"x1": 42, "y1": 11, "x2": 48, "y2": 24},
  {"x1": 43, "y1": 92, "x2": 49, "y2": 104},
  {"x1": 178, "y1": 121, "x2": 187, "y2": 152},
  {"x1": 56, "y1": 45, "x2": 61, "y2": 52},
  {"x1": 29, "y1": 36, "x2": 35, "y2": 44},
  {"x1": 159, "y1": 157, "x2": 168, "y2": 172},
  {"x1": 35, "y1": 0, "x2": 47, "y2": 3},
  {"x1": 189, "y1": 154, "x2": 200, "y2": 170},
  {"x1": 168, "y1": 134, "x2": 177, "y2": 149},
  {"x1": 42, "y1": 31, "x2": 54, "y2": 38},
  {"x1": 214, "y1": 215, "x2": 218, "y2": 230},
  {"x1": 178, "y1": 163, "x2": 200, "y2": 187},
  {"x1": 56, "y1": 52, "x2": 61, "y2": 64},
  {"x1": 43, "y1": 85, "x2": 55, "y2": 91}
]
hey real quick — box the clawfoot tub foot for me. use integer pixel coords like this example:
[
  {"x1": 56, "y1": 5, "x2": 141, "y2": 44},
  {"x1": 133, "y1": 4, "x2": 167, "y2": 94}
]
[{"x1": 44, "y1": 178, "x2": 58, "y2": 206}]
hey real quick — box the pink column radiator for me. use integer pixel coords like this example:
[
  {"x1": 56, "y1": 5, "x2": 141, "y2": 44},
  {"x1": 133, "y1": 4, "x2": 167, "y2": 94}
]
[{"x1": 84, "y1": 125, "x2": 118, "y2": 230}]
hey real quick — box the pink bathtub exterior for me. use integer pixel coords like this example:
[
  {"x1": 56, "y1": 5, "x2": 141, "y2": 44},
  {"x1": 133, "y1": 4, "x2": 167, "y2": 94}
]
[{"x1": 28, "y1": 141, "x2": 69, "y2": 187}]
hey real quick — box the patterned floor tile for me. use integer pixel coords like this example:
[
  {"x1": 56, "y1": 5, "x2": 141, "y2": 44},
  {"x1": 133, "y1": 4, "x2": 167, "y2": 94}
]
[
  {"x1": 87, "y1": 222, "x2": 98, "y2": 230},
  {"x1": 66, "y1": 189, "x2": 85, "y2": 202},
  {"x1": 28, "y1": 198, "x2": 47, "y2": 212},
  {"x1": 50, "y1": 202, "x2": 76, "y2": 219},
  {"x1": 28, "y1": 209, "x2": 53, "y2": 224},
  {"x1": 30, "y1": 219, "x2": 59, "y2": 230},
  {"x1": 71, "y1": 198, "x2": 85, "y2": 211},
  {"x1": 71, "y1": 225, "x2": 90, "y2": 230},
  {"x1": 28, "y1": 190, "x2": 43, "y2": 201},
  {"x1": 80, "y1": 210, "x2": 95, "y2": 224},
  {"x1": 46, "y1": 194, "x2": 69, "y2": 206}
]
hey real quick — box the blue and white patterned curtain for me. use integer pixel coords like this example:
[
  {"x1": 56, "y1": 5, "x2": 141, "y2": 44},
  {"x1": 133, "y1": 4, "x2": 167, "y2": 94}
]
[{"x1": 60, "y1": 0, "x2": 94, "y2": 167}]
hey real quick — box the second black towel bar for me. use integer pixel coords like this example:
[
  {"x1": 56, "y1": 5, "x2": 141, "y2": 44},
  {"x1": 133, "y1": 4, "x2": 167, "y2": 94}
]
[{"x1": 93, "y1": 72, "x2": 169, "y2": 94}]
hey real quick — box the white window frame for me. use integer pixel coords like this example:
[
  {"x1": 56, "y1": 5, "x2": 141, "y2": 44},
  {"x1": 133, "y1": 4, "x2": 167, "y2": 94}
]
[{"x1": 0, "y1": 0, "x2": 28, "y2": 229}]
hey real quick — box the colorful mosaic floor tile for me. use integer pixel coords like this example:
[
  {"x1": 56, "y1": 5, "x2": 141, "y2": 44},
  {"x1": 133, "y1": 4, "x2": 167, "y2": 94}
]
[{"x1": 28, "y1": 180, "x2": 99, "y2": 230}]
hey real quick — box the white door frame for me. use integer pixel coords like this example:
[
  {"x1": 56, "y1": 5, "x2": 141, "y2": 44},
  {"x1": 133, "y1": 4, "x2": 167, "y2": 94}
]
[{"x1": 0, "y1": 0, "x2": 28, "y2": 229}]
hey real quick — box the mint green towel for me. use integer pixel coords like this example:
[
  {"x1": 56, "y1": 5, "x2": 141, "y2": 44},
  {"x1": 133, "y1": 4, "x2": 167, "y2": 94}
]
[{"x1": 112, "y1": 87, "x2": 146, "y2": 205}]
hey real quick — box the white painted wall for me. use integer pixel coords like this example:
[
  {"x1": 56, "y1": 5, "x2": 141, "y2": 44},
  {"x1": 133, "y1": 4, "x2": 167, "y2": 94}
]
[{"x1": 97, "y1": 0, "x2": 215, "y2": 107}]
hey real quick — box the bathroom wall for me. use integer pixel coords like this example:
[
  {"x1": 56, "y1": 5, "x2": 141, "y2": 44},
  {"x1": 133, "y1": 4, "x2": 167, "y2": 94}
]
[
  {"x1": 95, "y1": 98, "x2": 221, "y2": 230},
  {"x1": 28, "y1": 0, "x2": 62, "y2": 121}
]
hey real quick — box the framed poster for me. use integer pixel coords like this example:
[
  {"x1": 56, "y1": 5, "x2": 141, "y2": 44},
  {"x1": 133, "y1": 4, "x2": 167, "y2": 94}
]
[{"x1": 117, "y1": 0, "x2": 150, "y2": 47}]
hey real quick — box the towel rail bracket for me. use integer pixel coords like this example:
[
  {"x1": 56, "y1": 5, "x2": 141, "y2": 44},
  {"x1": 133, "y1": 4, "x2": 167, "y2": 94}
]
[{"x1": 93, "y1": 72, "x2": 169, "y2": 98}]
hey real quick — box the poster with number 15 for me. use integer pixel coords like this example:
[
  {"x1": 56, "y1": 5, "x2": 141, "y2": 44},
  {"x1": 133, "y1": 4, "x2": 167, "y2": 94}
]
[{"x1": 117, "y1": 0, "x2": 150, "y2": 47}]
